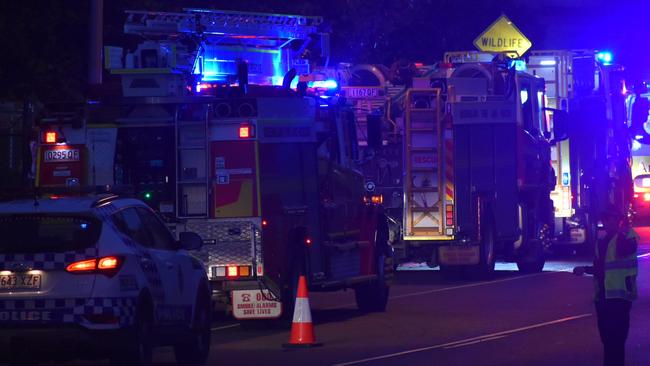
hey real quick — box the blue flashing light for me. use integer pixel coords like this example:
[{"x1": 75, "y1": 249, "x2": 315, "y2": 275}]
[
  {"x1": 632, "y1": 140, "x2": 642, "y2": 151},
  {"x1": 511, "y1": 59, "x2": 527, "y2": 72},
  {"x1": 596, "y1": 51, "x2": 613, "y2": 65},
  {"x1": 635, "y1": 134, "x2": 644, "y2": 140},
  {"x1": 80, "y1": 223, "x2": 88, "y2": 230},
  {"x1": 310, "y1": 79, "x2": 338, "y2": 89}
]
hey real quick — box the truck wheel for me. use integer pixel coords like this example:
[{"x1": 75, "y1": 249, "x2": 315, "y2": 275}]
[
  {"x1": 174, "y1": 290, "x2": 211, "y2": 365},
  {"x1": 466, "y1": 220, "x2": 496, "y2": 279},
  {"x1": 355, "y1": 254, "x2": 390, "y2": 312}
]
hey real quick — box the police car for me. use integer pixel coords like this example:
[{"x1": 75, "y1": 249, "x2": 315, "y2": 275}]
[{"x1": 0, "y1": 194, "x2": 211, "y2": 365}]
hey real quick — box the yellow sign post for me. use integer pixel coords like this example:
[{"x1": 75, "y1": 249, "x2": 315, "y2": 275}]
[{"x1": 473, "y1": 15, "x2": 532, "y2": 57}]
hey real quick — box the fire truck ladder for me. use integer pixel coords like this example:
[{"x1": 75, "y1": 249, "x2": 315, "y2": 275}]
[
  {"x1": 175, "y1": 103, "x2": 210, "y2": 218},
  {"x1": 403, "y1": 88, "x2": 446, "y2": 240},
  {"x1": 124, "y1": 8, "x2": 323, "y2": 41}
]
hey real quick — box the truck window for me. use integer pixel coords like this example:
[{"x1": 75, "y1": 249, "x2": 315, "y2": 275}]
[
  {"x1": 520, "y1": 79, "x2": 537, "y2": 136},
  {"x1": 534, "y1": 82, "x2": 548, "y2": 137}
]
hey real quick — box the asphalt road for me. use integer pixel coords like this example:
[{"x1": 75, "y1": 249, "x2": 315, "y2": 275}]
[{"x1": 43, "y1": 226, "x2": 650, "y2": 366}]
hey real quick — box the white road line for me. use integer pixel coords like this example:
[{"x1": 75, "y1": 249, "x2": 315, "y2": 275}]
[
  {"x1": 387, "y1": 272, "x2": 549, "y2": 301},
  {"x1": 442, "y1": 335, "x2": 508, "y2": 349},
  {"x1": 321, "y1": 272, "x2": 556, "y2": 311},
  {"x1": 331, "y1": 313, "x2": 592, "y2": 366},
  {"x1": 211, "y1": 323, "x2": 240, "y2": 331}
]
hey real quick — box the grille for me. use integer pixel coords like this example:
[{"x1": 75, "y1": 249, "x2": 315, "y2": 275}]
[{"x1": 185, "y1": 219, "x2": 261, "y2": 268}]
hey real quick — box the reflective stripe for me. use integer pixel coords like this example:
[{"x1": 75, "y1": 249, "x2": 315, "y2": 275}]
[
  {"x1": 605, "y1": 289, "x2": 635, "y2": 301},
  {"x1": 292, "y1": 298, "x2": 312, "y2": 323},
  {"x1": 604, "y1": 258, "x2": 639, "y2": 270}
]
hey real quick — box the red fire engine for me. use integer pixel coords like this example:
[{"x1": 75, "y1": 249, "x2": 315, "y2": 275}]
[{"x1": 35, "y1": 8, "x2": 392, "y2": 319}]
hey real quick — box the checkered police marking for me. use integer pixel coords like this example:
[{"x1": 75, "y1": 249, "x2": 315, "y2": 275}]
[
  {"x1": 0, "y1": 248, "x2": 97, "y2": 271},
  {"x1": 0, "y1": 297, "x2": 136, "y2": 326}
]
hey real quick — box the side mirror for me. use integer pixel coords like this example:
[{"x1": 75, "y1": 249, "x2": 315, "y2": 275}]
[
  {"x1": 178, "y1": 231, "x2": 203, "y2": 251},
  {"x1": 548, "y1": 108, "x2": 569, "y2": 143}
]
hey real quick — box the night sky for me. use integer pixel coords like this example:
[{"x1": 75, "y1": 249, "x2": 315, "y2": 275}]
[{"x1": 1, "y1": 0, "x2": 649, "y2": 101}]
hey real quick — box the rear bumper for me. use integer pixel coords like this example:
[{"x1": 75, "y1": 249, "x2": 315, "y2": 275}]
[
  {"x1": 0, "y1": 325, "x2": 130, "y2": 362},
  {"x1": 210, "y1": 278, "x2": 268, "y2": 308}
]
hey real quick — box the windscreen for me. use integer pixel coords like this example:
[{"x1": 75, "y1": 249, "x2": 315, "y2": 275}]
[{"x1": 0, "y1": 214, "x2": 101, "y2": 254}]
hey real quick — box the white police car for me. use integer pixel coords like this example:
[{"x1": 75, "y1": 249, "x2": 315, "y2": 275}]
[{"x1": 0, "y1": 194, "x2": 210, "y2": 365}]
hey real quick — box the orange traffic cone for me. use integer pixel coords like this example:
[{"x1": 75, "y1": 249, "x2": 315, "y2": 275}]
[{"x1": 283, "y1": 275, "x2": 322, "y2": 348}]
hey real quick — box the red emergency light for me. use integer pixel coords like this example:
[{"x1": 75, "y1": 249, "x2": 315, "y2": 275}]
[
  {"x1": 45, "y1": 131, "x2": 57, "y2": 143},
  {"x1": 239, "y1": 124, "x2": 253, "y2": 139}
]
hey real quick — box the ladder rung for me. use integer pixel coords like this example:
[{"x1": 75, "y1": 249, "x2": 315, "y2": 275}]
[
  {"x1": 409, "y1": 108, "x2": 436, "y2": 112},
  {"x1": 408, "y1": 207, "x2": 440, "y2": 212},
  {"x1": 410, "y1": 167, "x2": 438, "y2": 172},
  {"x1": 178, "y1": 145, "x2": 206, "y2": 150},
  {"x1": 178, "y1": 179, "x2": 208, "y2": 184},
  {"x1": 178, "y1": 120, "x2": 207, "y2": 125},
  {"x1": 408, "y1": 147, "x2": 437, "y2": 152},
  {"x1": 409, "y1": 128, "x2": 437, "y2": 132},
  {"x1": 408, "y1": 187, "x2": 439, "y2": 193}
]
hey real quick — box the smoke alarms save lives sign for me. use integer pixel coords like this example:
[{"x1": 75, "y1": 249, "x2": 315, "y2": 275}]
[{"x1": 473, "y1": 15, "x2": 532, "y2": 57}]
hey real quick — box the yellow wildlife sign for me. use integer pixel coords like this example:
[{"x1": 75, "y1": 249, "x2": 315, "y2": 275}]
[{"x1": 473, "y1": 15, "x2": 532, "y2": 57}]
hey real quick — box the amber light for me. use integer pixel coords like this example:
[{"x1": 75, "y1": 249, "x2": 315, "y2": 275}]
[
  {"x1": 371, "y1": 195, "x2": 383, "y2": 204},
  {"x1": 45, "y1": 132, "x2": 57, "y2": 143},
  {"x1": 644, "y1": 193, "x2": 650, "y2": 202},
  {"x1": 238, "y1": 266, "x2": 251, "y2": 277}
]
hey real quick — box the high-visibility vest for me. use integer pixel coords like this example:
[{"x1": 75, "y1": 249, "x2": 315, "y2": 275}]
[{"x1": 594, "y1": 228, "x2": 639, "y2": 301}]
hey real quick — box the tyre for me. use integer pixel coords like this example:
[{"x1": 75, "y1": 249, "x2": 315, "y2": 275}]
[
  {"x1": 174, "y1": 290, "x2": 211, "y2": 365},
  {"x1": 112, "y1": 300, "x2": 154, "y2": 366},
  {"x1": 515, "y1": 203, "x2": 546, "y2": 273},
  {"x1": 466, "y1": 215, "x2": 496, "y2": 279},
  {"x1": 355, "y1": 254, "x2": 390, "y2": 312}
]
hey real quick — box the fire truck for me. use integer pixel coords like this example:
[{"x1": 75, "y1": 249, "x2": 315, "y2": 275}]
[
  {"x1": 627, "y1": 85, "x2": 650, "y2": 222},
  {"x1": 343, "y1": 54, "x2": 568, "y2": 277},
  {"x1": 34, "y1": 8, "x2": 392, "y2": 320},
  {"x1": 525, "y1": 50, "x2": 633, "y2": 249}
]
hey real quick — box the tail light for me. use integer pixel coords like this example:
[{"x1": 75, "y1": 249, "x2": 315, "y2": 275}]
[
  {"x1": 66, "y1": 259, "x2": 96, "y2": 273},
  {"x1": 217, "y1": 265, "x2": 253, "y2": 278},
  {"x1": 445, "y1": 205, "x2": 454, "y2": 226},
  {"x1": 67, "y1": 256, "x2": 124, "y2": 276}
]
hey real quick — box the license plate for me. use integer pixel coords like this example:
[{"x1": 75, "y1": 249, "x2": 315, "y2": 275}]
[
  {"x1": 0, "y1": 274, "x2": 42, "y2": 291},
  {"x1": 438, "y1": 246, "x2": 480, "y2": 265},
  {"x1": 231, "y1": 289, "x2": 282, "y2": 320},
  {"x1": 343, "y1": 87, "x2": 381, "y2": 98},
  {"x1": 44, "y1": 149, "x2": 80, "y2": 163}
]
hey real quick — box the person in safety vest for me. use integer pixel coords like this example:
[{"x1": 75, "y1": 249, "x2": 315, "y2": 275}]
[{"x1": 574, "y1": 205, "x2": 638, "y2": 366}]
